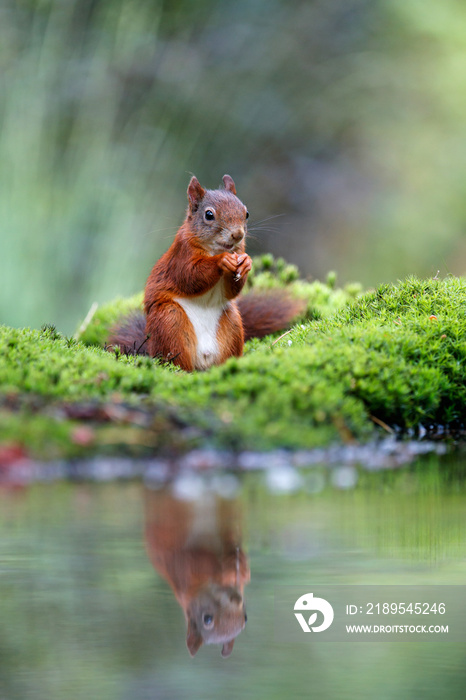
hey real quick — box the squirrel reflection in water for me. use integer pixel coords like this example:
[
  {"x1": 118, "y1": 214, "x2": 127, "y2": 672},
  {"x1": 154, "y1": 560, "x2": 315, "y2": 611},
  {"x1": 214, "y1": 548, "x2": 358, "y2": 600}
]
[{"x1": 144, "y1": 478, "x2": 250, "y2": 657}]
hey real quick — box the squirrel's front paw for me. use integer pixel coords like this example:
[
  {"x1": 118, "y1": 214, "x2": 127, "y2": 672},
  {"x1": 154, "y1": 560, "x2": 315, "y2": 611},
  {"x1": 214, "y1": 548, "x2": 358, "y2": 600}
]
[
  {"x1": 218, "y1": 252, "x2": 239, "y2": 274},
  {"x1": 233, "y1": 253, "x2": 252, "y2": 281}
]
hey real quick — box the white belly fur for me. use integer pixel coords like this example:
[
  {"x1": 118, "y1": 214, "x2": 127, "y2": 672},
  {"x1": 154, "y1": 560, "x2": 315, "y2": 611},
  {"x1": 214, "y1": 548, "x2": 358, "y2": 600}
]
[{"x1": 175, "y1": 280, "x2": 228, "y2": 370}]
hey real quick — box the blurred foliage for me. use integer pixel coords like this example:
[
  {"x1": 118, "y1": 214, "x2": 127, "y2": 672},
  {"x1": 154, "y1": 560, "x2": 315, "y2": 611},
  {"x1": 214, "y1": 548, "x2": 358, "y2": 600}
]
[{"x1": 1, "y1": 0, "x2": 466, "y2": 333}]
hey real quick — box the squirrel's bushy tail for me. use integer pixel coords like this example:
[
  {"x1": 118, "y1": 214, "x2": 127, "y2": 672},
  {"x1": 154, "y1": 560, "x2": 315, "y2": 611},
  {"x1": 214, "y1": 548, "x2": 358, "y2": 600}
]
[
  {"x1": 108, "y1": 311, "x2": 148, "y2": 355},
  {"x1": 237, "y1": 291, "x2": 305, "y2": 341},
  {"x1": 108, "y1": 291, "x2": 305, "y2": 355}
]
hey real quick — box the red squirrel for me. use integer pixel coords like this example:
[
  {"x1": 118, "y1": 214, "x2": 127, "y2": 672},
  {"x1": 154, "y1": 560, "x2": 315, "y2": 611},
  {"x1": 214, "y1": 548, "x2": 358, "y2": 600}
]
[
  {"x1": 144, "y1": 485, "x2": 249, "y2": 658},
  {"x1": 109, "y1": 175, "x2": 303, "y2": 371}
]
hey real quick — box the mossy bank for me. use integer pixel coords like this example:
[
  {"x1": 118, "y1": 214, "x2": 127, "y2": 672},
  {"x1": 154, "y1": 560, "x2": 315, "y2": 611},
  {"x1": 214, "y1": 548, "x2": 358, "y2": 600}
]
[{"x1": 0, "y1": 262, "x2": 464, "y2": 459}]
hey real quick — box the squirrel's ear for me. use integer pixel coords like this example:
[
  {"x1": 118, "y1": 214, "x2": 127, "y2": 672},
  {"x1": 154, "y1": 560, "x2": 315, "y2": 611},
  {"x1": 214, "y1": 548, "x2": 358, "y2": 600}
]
[
  {"x1": 221, "y1": 639, "x2": 235, "y2": 658},
  {"x1": 222, "y1": 174, "x2": 237, "y2": 195},
  {"x1": 187, "y1": 176, "x2": 206, "y2": 211},
  {"x1": 186, "y1": 619, "x2": 203, "y2": 657}
]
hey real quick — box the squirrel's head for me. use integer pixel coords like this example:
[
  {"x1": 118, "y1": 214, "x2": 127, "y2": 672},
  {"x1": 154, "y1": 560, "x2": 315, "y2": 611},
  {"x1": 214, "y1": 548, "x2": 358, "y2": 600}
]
[
  {"x1": 185, "y1": 583, "x2": 247, "y2": 658},
  {"x1": 186, "y1": 175, "x2": 249, "y2": 255}
]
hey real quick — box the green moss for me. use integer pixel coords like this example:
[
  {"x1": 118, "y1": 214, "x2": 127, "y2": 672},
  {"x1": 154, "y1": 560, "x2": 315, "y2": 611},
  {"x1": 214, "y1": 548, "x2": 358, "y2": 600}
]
[{"x1": 1, "y1": 274, "x2": 465, "y2": 457}]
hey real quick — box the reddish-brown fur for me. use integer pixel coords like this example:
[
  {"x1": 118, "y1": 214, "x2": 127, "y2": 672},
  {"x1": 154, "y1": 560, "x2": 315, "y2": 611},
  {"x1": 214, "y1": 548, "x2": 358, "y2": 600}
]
[
  {"x1": 144, "y1": 487, "x2": 249, "y2": 658},
  {"x1": 108, "y1": 175, "x2": 305, "y2": 369},
  {"x1": 143, "y1": 175, "x2": 250, "y2": 371}
]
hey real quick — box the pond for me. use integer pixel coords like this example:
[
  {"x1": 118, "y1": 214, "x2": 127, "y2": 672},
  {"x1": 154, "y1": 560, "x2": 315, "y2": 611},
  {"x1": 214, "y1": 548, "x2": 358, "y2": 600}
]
[{"x1": 0, "y1": 449, "x2": 465, "y2": 700}]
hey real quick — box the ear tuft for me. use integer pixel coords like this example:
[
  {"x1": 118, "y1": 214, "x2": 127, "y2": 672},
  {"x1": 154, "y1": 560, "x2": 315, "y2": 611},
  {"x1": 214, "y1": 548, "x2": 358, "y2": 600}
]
[
  {"x1": 222, "y1": 174, "x2": 237, "y2": 195},
  {"x1": 186, "y1": 619, "x2": 203, "y2": 657},
  {"x1": 187, "y1": 176, "x2": 206, "y2": 211},
  {"x1": 221, "y1": 639, "x2": 235, "y2": 658}
]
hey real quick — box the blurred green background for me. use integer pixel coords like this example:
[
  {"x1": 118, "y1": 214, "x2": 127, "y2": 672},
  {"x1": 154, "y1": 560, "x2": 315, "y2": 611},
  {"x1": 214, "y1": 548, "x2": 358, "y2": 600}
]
[{"x1": 1, "y1": 0, "x2": 466, "y2": 334}]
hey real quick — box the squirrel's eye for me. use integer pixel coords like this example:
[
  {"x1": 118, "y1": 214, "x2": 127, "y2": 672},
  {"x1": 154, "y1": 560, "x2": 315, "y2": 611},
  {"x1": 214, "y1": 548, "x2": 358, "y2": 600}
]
[
  {"x1": 203, "y1": 614, "x2": 214, "y2": 628},
  {"x1": 245, "y1": 211, "x2": 249, "y2": 219},
  {"x1": 204, "y1": 209, "x2": 215, "y2": 221}
]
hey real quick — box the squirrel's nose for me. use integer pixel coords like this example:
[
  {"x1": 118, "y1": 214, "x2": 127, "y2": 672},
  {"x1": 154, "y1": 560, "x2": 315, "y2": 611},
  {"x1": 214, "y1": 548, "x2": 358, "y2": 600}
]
[{"x1": 230, "y1": 228, "x2": 244, "y2": 243}]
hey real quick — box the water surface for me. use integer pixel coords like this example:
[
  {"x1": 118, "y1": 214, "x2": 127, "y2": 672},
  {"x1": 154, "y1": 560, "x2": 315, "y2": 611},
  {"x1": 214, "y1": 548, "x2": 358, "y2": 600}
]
[{"x1": 0, "y1": 451, "x2": 465, "y2": 700}]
